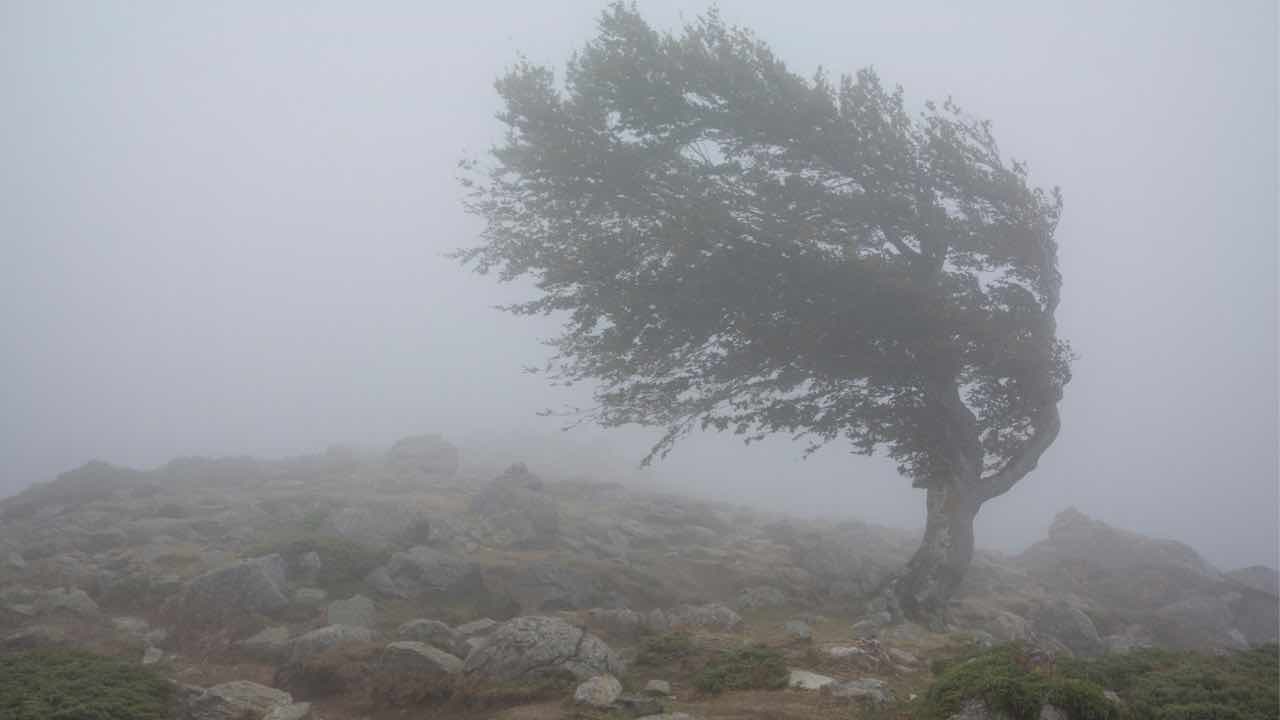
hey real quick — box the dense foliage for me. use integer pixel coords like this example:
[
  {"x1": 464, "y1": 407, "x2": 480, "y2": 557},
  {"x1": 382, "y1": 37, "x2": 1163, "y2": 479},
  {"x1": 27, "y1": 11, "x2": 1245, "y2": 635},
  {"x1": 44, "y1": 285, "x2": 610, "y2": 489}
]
[
  {"x1": 923, "y1": 643, "x2": 1280, "y2": 720},
  {"x1": 459, "y1": 3, "x2": 1069, "y2": 491},
  {"x1": 0, "y1": 650, "x2": 174, "y2": 720},
  {"x1": 692, "y1": 644, "x2": 790, "y2": 693}
]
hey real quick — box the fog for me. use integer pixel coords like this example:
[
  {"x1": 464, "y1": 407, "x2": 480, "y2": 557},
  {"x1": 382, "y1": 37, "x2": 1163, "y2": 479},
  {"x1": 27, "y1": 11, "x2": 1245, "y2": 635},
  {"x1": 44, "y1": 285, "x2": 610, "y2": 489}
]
[{"x1": 2, "y1": 1, "x2": 1275, "y2": 570}]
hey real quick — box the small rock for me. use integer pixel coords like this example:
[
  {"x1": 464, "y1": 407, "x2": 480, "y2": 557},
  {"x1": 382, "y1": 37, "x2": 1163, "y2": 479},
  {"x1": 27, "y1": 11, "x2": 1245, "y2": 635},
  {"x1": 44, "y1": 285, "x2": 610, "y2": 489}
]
[
  {"x1": 397, "y1": 618, "x2": 467, "y2": 657},
  {"x1": 667, "y1": 603, "x2": 742, "y2": 632},
  {"x1": 887, "y1": 647, "x2": 919, "y2": 666},
  {"x1": 263, "y1": 703, "x2": 314, "y2": 720},
  {"x1": 643, "y1": 679, "x2": 672, "y2": 696},
  {"x1": 827, "y1": 645, "x2": 868, "y2": 659},
  {"x1": 788, "y1": 669, "x2": 835, "y2": 690},
  {"x1": 2, "y1": 625, "x2": 66, "y2": 650},
  {"x1": 615, "y1": 694, "x2": 666, "y2": 716},
  {"x1": 327, "y1": 594, "x2": 375, "y2": 628},
  {"x1": 784, "y1": 620, "x2": 812, "y2": 641},
  {"x1": 184, "y1": 680, "x2": 293, "y2": 720},
  {"x1": 112, "y1": 616, "x2": 150, "y2": 636},
  {"x1": 242, "y1": 626, "x2": 293, "y2": 662},
  {"x1": 573, "y1": 674, "x2": 623, "y2": 707},
  {"x1": 734, "y1": 585, "x2": 787, "y2": 610},
  {"x1": 288, "y1": 625, "x2": 376, "y2": 664},
  {"x1": 851, "y1": 611, "x2": 892, "y2": 638},
  {"x1": 43, "y1": 587, "x2": 100, "y2": 617},
  {"x1": 1103, "y1": 690, "x2": 1123, "y2": 705},
  {"x1": 293, "y1": 588, "x2": 327, "y2": 607},
  {"x1": 141, "y1": 646, "x2": 165, "y2": 665},
  {"x1": 295, "y1": 552, "x2": 322, "y2": 585},
  {"x1": 1040, "y1": 705, "x2": 1068, "y2": 720},
  {"x1": 454, "y1": 618, "x2": 498, "y2": 636},
  {"x1": 830, "y1": 677, "x2": 892, "y2": 704},
  {"x1": 380, "y1": 641, "x2": 464, "y2": 675},
  {"x1": 7, "y1": 552, "x2": 26, "y2": 570}
]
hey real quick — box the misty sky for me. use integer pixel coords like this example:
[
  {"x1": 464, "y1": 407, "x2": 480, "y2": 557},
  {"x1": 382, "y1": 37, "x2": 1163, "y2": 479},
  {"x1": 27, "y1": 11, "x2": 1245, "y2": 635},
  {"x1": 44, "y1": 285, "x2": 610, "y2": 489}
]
[{"x1": 1, "y1": 1, "x2": 1276, "y2": 569}]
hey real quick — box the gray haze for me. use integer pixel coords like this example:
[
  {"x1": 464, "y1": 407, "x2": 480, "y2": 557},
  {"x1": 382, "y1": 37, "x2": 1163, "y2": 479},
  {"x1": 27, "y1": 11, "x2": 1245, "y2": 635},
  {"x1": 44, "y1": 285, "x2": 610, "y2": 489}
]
[{"x1": 2, "y1": 1, "x2": 1276, "y2": 569}]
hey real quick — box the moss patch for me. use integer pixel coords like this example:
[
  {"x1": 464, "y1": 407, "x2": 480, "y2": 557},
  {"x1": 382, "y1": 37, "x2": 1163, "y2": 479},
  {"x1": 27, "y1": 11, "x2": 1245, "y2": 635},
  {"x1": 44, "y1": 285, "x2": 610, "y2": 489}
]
[
  {"x1": 636, "y1": 631, "x2": 696, "y2": 667},
  {"x1": 0, "y1": 650, "x2": 174, "y2": 720},
  {"x1": 693, "y1": 644, "x2": 789, "y2": 694}
]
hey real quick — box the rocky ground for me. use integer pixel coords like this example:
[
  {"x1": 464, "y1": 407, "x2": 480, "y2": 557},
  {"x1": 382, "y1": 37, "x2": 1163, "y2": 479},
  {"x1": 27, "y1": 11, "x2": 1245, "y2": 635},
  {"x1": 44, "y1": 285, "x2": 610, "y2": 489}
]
[{"x1": 0, "y1": 435, "x2": 1275, "y2": 720}]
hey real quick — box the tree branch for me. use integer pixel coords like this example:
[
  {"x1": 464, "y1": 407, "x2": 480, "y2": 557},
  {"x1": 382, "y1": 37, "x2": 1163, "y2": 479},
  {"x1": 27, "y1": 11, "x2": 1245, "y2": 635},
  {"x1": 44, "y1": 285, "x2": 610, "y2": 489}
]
[{"x1": 977, "y1": 404, "x2": 1061, "y2": 502}]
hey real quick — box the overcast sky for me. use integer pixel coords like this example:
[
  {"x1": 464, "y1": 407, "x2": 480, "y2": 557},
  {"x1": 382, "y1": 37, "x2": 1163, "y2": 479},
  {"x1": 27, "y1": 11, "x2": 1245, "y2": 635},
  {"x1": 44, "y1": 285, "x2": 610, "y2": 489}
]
[{"x1": 1, "y1": 1, "x2": 1275, "y2": 570}]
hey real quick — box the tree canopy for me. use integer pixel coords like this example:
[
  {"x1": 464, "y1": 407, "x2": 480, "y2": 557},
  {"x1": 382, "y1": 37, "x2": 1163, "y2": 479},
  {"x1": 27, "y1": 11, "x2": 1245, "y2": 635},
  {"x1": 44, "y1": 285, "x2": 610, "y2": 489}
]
[{"x1": 458, "y1": 4, "x2": 1070, "y2": 498}]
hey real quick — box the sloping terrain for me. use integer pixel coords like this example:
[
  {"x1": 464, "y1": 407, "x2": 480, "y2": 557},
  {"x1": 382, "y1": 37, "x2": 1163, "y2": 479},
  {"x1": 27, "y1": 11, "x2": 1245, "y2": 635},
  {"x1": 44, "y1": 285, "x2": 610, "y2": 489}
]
[{"x1": 0, "y1": 436, "x2": 1274, "y2": 720}]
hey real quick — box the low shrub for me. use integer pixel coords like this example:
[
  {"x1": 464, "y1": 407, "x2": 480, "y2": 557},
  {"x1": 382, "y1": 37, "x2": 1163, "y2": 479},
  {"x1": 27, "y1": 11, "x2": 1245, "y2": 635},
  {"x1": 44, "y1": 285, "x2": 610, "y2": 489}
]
[
  {"x1": 922, "y1": 643, "x2": 1280, "y2": 720},
  {"x1": 692, "y1": 644, "x2": 789, "y2": 694},
  {"x1": 0, "y1": 649, "x2": 174, "y2": 720},
  {"x1": 636, "y1": 631, "x2": 696, "y2": 667}
]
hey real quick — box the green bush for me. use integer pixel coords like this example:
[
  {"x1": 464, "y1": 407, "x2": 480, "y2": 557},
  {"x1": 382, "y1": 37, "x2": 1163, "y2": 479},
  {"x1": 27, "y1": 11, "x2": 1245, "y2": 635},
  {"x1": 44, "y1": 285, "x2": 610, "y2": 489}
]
[
  {"x1": 922, "y1": 643, "x2": 1279, "y2": 720},
  {"x1": 0, "y1": 650, "x2": 174, "y2": 720},
  {"x1": 692, "y1": 644, "x2": 789, "y2": 694},
  {"x1": 636, "y1": 632, "x2": 696, "y2": 667}
]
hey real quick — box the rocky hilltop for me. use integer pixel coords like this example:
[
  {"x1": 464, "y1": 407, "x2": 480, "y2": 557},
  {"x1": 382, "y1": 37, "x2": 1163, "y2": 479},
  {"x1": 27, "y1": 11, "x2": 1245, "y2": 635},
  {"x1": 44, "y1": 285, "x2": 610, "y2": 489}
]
[{"x1": 0, "y1": 435, "x2": 1275, "y2": 720}]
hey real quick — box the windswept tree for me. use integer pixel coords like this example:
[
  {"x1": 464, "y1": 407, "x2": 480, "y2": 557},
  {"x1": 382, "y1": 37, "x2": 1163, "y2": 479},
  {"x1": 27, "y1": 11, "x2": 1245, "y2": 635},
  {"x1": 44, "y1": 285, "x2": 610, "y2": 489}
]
[{"x1": 457, "y1": 4, "x2": 1070, "y2": 622}]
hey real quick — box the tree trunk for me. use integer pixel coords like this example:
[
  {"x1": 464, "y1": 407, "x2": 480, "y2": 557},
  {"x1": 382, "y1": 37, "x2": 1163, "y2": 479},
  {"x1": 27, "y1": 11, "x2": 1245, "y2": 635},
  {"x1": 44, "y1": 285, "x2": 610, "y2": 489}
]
[{"x1": 890, "y1": 480, "x2": 980, "y2": 627}]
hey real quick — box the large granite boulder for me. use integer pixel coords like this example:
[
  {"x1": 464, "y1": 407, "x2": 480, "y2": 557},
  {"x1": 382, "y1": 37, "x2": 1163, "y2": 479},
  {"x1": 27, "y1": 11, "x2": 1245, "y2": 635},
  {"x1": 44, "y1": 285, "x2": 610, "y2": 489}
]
[
  {"x1": 1031, "y1": 601, "x2": 1102, "y2": 657},
  {"x1": 180, "y1": 680, "x2": 293, "y2": 720},
  {"x1": 177, "y1": 554, "x2": 289, "y2": 622},
  {"x1": 468, "y1": 464, "x2": 559, "y2": 548},
  {"x1": 382, "y1": 434, "x2": 460, "y2": 491},
  {"x1": 366, "y1": 546, "x2": 479, "y2": 599},
  {"x1": 463, "y1": 615, "x2": 623, "y2": 681}
]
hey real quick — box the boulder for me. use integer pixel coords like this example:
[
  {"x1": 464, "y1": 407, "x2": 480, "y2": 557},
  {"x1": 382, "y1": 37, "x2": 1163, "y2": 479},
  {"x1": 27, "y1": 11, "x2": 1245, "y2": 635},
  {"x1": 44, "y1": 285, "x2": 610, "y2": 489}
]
[
  {"x1": 397, "y1": 618, "x2": 468, "y2": 657},
  {"x1": 294, "y1": 552, "x2": 322, "y2": 586},
  {"x1": 784, "y1": 620, "x2": 812, "y2": 641},
  {"x1": 455, "y1": 617, "x2": 498, "y2": 636},
  {"x1": 2, "y1": 625, "x2": 66, "y2": 650},
  {"x1": 1032, "y1": 601, "x2": 1102, "y2": 657},
  {"x1": 384, "y1": 434, "x2": 460, "y2": 489},
  {"x1": 1225, "y1": 565, "x2": 1280, "y2": 596},
  {"x1": 327, "y1": 594, "x2": 375, "y2": 628},
  {"x1": 182, "y1": 680, "x2": 293, "y2": 720},
  {"x1": 366, "y1": 546, "x2": 478, "y2": 599},
  {"x1": 947, "y1": 699, "x2": 1012, "y2": 720},
  {"x1": 262, "y1": 704, "x2": 314, "y2": 720},
  {"x1": 379, "y1": 640, "x2": 464, "y2": 675},
  {"x1": 734, "y1": 585, "x2": 787, "y2": 610},
  {"x1": 41, "y1": 587, "x2": 100, "y2": 617},
  {"x1": 509, "y1": 561, "x2": 611, "y2": 612},
  {"x1": 242, "y1": 626, "x2": 293, "y2": 662},
  {"x1": 468, "y1": 464, "x2": 559, "y2": 548},
  {"x1": 179, "y1": 554, "x2": 290, "y2": 621},
  {"x1": 830, "y1": 677, "x2": 893, "y2": 704},
  {"x1": 666, "y1": 603, "x2": 742, "y2": 632},
  {"x1": 788, "y1": 669, "x2": 835, "y2": 690},
  {"x1": 463, "y1": 615, "x2": 624, "y2": 681},
  {"x1": 644, "y1": 679, "x2": 672, "y2": 696},
  {"x1": 287, "y1": 624, "x2": 376, "y2": 665},
  {"x1": 586, "y1": 608, "x2": 646, "y2": 640},
  {"x1": 574, "y1": 674, "x2": 623, "y2": 707},
  {"x1": 293, "y1": 588, "x2": 327, "y2": 607}
]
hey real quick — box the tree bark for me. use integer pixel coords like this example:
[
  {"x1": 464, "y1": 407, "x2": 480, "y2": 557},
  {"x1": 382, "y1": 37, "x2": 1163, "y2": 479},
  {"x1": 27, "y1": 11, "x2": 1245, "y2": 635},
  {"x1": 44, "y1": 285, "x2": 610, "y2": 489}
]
[{"x1": 889, "y1": 480, "x2": 980, "y2": 628}]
